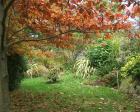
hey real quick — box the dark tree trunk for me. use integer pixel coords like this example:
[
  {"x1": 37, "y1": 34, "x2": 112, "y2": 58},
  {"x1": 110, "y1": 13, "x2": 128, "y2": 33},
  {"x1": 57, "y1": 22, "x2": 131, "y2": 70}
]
[
  {"x1": 0, "y1": 3, "x2": 10, "y2": 112},
  {"x1": 0, "y1": 51, "x2": 10, "y2": 112}
]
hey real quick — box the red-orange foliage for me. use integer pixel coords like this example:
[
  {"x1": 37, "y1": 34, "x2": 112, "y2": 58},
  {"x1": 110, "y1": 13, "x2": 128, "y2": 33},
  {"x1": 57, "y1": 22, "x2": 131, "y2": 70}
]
[
  {"x1": 7, "y1": 0, "x2": 140, "y2": 51},
  {"x1": 13, "y1": 1, "x2": 131, "y2": 31}
]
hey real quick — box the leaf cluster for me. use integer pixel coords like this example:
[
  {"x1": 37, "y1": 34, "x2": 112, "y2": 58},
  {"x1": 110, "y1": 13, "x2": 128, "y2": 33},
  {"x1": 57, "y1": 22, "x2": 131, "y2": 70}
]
[{"x1": 121, "y1": 54, "x2": 140, "y2": 80}]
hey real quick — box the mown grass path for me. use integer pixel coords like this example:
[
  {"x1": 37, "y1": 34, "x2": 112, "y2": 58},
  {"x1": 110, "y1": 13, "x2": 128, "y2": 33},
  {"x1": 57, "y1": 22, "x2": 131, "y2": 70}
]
[{"x1": 10, "y1": 74, "x2": 139, "y2": 112}]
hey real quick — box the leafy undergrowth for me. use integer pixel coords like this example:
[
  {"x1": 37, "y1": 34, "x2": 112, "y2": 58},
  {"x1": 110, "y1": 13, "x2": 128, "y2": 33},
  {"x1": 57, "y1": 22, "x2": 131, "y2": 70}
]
[{"x1": 10, "y1": 73, "x2": 139, "y2": 112}]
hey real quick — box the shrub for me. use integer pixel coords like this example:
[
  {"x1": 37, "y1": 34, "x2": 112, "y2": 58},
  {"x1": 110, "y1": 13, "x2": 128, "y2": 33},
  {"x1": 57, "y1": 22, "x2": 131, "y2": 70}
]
[
  {"x1": 45, "y1": 67, "x2": 60, "y2": 83},
  {"x1": 8, "y1": 54, "x2": 27, "y2": 91},
  {"x1": 26, "y1": 64, "x2": 48, "y2": 78},
  {"x1": 74, "y1": 57, "x2": 94, "y2": 78},
  {"x1": 121, "y1": 54, "x2": 140, "y2": 81},
  {"x1": 87, "y1": 39, "x2": 118, "y2": 76}
]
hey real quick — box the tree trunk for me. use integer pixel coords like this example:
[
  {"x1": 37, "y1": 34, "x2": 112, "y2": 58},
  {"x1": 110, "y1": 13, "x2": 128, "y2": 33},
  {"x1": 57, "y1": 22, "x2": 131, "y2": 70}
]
[
  {"x1": 0, "y1": 3, "x2": 10, "y2": 112},
  {"x1": 0, "y1": 52, "x2": 10, "y2": 112}
]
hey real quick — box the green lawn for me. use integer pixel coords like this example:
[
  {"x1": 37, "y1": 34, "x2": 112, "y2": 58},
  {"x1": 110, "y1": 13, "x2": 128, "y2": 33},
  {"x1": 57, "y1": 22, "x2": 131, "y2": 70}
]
[{"x1": 11, "y1": 73, "x2": 137, "y2": 112}]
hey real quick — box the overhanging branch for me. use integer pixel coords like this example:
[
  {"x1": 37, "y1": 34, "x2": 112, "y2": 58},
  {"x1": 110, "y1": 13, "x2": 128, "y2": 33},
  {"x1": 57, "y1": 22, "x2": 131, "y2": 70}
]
[
  {"x1": 7, "y1": 29, "x2": 113, "y2": 48},
  {"x1": 7, "y1": 29, "x2": 88, "y2": 47}
]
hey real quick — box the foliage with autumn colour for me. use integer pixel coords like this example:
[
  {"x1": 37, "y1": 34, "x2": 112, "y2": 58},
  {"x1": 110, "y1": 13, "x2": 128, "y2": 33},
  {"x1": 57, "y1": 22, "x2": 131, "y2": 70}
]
[{"x1": 7, "y1": 0, "x2": 140, "y2": 54}]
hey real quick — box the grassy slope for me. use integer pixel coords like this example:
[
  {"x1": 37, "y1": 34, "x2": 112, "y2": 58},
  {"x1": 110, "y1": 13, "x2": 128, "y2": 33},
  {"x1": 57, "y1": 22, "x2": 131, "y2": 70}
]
[{"x1": 11, "y1": 73, "x2": 135, "y2": 112}]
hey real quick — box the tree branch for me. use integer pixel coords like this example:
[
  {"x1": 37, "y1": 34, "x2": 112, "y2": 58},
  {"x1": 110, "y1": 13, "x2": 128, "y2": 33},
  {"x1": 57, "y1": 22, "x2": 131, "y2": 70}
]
[
  {"x1": 7, "y1": 29, "x2": 87, "y2": 47},
  {"x1": 9, "y1": 26, "x2": 27, "y2": 39},
  {"x1": 7, "y1": 28, "x2": 113, "y2": 48}
]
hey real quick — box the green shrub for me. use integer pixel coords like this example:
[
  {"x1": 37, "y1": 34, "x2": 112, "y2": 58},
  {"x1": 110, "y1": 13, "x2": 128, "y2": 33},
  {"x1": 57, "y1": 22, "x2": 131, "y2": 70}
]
[
  {"x1": 121, "y1": 54, "x2": 140, "y2": 81},
  {"x1": 74, "y1": 57, "x2": 94, "y2": 78},
  {"x1": 8, "y1": 54, "x2": 27, "y2": 91},
  {"x1": 87, "y1": 39, "x2": 118, "y2": 76},
  {"x1": 46, "y1": 67, "x2": 60, "y2": 83}
]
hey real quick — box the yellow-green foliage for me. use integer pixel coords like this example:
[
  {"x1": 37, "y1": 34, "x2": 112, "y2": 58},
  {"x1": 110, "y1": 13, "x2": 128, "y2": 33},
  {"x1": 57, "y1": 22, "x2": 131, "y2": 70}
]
[{"x1": 121, "y1": 54, "x2": 140, "y2": 78}]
